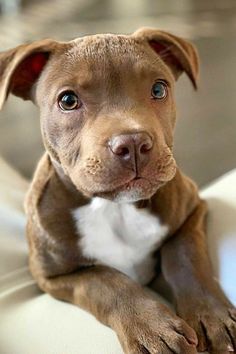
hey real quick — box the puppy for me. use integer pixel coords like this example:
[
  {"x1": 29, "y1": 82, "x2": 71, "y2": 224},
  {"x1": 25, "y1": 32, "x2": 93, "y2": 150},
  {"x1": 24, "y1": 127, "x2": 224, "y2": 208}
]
[{"x1": 0, "y1": 28, "x2": 235, "y2": 354}]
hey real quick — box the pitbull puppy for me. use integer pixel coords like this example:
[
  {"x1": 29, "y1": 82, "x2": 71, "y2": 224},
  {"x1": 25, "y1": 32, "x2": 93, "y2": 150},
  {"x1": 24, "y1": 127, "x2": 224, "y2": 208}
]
[{"x1": 0, "y1": 28, "x2": 235, "y2": 354}]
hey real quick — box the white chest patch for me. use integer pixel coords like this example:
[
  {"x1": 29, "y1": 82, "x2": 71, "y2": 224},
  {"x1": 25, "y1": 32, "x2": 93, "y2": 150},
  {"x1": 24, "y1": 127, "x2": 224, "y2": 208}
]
[{"x1": 73, "y1": 198, "x2": 169, "y2": 285}]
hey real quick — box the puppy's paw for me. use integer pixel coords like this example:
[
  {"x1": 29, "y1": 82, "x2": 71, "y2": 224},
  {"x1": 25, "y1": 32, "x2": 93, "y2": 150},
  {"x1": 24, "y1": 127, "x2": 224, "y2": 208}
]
[
  {"x1": 177, "y1": 297, "x2": 236, "y2": 353},
  {"x1": 117, "y1": 302, "x2": 198, "y2": 354}
]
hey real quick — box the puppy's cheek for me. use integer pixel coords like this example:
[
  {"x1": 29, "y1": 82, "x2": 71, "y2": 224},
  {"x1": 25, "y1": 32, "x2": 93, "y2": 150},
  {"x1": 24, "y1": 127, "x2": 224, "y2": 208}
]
[
  {"x1": 142, "y1": 149, "x2": 177, "y2": 183},
  {"x1": 82, "y1": 157, "x2": 105, "y2": 177},
  {"x1": 156, "y1": 156, "x2": 177, "y2": 182},
  {"x1": 65, "y1": 159, "x2": 119, "y2": 193}
]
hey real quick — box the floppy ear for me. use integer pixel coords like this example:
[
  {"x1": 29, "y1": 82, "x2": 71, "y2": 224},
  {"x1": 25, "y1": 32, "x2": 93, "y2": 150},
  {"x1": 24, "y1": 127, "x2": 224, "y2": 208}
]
[
  {"x1": 133, "y1": 27, "x2": 199, "y2": 89},
  {"x1": 0, "y1": 39, "x2": 58, "y2": 110}
]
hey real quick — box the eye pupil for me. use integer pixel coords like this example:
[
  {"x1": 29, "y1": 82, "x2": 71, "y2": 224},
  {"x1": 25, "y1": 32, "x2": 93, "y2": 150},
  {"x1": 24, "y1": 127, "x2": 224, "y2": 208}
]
[
  {"x1": 151, "y1": 81, "x2": 167, "y2": 99},
  {"x1": 63, "y1": 94, "x2": 76, "y2": 106},
  {"x1": 59, "y1": 91, "x2": 80, "y2": 110}
]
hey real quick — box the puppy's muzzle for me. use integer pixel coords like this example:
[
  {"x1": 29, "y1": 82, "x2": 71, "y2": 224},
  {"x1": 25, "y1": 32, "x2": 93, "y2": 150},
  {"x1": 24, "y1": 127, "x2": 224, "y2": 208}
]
[{"x1": 109, "y1": 132, "x2": 153, "y2": 173}]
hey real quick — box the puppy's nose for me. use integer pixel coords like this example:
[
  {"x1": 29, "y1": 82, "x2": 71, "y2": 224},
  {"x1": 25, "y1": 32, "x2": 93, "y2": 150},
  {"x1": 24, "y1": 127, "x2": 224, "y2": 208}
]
[{"x1": 109, "y1": 132, "x2": 153, "y2": 170}]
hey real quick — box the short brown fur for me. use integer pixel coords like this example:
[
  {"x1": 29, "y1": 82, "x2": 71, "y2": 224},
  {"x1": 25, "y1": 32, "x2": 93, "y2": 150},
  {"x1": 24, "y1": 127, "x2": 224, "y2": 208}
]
[{"x1": 0, "y1": 28, "x2": 235, "y2": 354}]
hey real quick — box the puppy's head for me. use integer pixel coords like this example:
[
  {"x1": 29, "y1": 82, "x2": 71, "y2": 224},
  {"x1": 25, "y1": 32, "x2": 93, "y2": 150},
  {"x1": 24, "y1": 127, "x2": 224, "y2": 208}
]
[{"x1": 0, "y1": 28, "x2": 199, "y2": 202}]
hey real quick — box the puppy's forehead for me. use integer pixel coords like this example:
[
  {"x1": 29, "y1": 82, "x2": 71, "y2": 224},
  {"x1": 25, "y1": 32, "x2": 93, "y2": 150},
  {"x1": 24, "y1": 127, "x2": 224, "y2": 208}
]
[
  {"x1": 67, "y1": 34, "x2": 144, "y2": 63},
  {"x1": 55, "y1": 33, "x2": 167, "y2": 87},
  {"x1": 38, "y1": 34, "x2": 172, "y2": 104},
  {"x1": 42, "y1": 33, "x2": 163, "y2": 92}
]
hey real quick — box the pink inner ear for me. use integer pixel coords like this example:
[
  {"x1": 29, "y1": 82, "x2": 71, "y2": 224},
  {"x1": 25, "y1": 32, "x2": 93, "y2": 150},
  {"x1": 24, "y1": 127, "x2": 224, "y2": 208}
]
[
  {"x1": 149, "y1": 40, "x2": 167, "y2": 56},
  {"x1": 10, "y1": 51, "x2": 49, "y2": 98},
  {"x1": 29, "y1": 52, "x2": 49, "y2": 75}
]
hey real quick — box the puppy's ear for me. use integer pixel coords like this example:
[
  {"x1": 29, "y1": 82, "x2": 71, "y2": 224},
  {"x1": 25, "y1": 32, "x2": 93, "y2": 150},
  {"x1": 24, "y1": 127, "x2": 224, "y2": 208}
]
[
  {"x1": 0, "y1": 39, "x2": 58, "y2": 110},
  {"x1": 133, "y1": 27, "x2": 199, "y2": 89}
]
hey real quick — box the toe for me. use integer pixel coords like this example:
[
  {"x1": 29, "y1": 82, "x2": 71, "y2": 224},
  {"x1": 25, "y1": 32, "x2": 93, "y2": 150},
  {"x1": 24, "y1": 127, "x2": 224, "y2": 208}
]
[
  {"x1": 229, "y1": 308, "x2": 236, "y2": 322},
  {"x1": 173, "y1": 319, "x2": 198, "y2": 346},
  {"x1": 167, "y1": 334, "x2": 198, "y2": 354},
  {"x1": 226, "y1": 320, "x2": 236, "y2": 351},
  {"x1": 202, "y1": 321, "x2": 235, "y2": 353},
  {"x1": 195, "y1": 320, "x2": 208, "y2": 352}
]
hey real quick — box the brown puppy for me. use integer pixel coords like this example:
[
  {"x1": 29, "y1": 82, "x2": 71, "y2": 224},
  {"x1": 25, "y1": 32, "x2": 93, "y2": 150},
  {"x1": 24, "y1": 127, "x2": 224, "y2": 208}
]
[{"x1": 0, "y1": 28, "x2": 235, "y2": 354}]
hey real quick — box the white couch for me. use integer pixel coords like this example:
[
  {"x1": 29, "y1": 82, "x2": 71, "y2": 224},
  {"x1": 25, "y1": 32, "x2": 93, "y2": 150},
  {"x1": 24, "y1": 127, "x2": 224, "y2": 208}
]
[{"x1": 0, "y1": 157, "x2": 235, "y2": 354}]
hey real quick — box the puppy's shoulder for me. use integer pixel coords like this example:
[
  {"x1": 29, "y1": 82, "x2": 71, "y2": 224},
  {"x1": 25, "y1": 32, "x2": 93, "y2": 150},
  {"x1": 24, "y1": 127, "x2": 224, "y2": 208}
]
[{"x1": 24, "y1": 153, "x2": 53, "y2": 215}]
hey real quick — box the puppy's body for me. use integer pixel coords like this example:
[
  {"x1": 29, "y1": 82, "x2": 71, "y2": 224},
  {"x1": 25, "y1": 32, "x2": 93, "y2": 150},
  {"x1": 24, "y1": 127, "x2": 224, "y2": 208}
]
[
  {"x1": 1, "y1": 29, "x2": 236, "y2": 354},
  {"x1": 73, "y1": 173, "x2": 196, "y2": 285}
]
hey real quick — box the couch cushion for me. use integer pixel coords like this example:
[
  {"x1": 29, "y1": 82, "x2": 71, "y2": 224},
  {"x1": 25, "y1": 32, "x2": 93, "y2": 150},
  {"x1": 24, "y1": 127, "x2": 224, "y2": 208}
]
[{"x1": 200, "y1": 170, "x2": 236, "y2": 305}]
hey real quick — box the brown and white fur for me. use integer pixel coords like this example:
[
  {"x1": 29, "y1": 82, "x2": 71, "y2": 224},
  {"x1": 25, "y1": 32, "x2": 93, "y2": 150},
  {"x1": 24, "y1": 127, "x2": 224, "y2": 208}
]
[{"x1": 0, "y1": 28, "x2": 235, "y2": 354}]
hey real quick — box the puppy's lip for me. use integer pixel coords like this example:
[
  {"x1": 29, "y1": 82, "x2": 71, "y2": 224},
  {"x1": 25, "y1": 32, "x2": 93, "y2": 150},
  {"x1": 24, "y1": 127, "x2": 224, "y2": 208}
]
[
  {"x1": 126, "y1": 176, "x2": 154, "y2": 187},
  {"x1": 108, "y1": 176, "x2": 155, "y2": 193},
  {"x1": 95, "y1": 176, "x2": 161, "y2": 201},
  {"x1": 89, "y1": 176, "x2": 150, "y2": 196}
]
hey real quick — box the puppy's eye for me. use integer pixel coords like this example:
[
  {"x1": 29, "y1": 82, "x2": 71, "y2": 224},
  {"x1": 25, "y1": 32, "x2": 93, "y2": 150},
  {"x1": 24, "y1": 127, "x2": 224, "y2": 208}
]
[
  {"x1": 58, "y1": 91, "x2": 81, "y2": 111},
  {"x1": 151, "y1": 81, "x2": 168, "y2": 100}
]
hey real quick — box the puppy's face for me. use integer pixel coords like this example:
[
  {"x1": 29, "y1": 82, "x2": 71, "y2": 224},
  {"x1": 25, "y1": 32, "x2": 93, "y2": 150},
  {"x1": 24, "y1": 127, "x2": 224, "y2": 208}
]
[{"x1": 0, "y1": 29, "x2": 199, "y2": 202}]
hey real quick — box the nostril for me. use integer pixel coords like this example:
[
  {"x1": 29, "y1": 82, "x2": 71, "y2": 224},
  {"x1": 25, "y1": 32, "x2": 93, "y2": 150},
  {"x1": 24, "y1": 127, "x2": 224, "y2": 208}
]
[
  {"x1": 117, "y1": 146, "x2": 130, "y2": 157},
  {"x1": 110, "y1": 143, "x2": 131, "y2": 158},
  {"x1": 140, "y1": 141, "x2": 152, "y2": 154}
]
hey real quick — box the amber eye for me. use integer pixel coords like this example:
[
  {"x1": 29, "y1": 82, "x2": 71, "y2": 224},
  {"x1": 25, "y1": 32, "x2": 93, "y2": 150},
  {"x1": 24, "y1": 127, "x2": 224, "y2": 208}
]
[
  {"x1": 151, "y1": 81, "x2": 168, "y2": 99},
  {"x1": 58, "y1": 91, "x2": 81, "y2": 111}
]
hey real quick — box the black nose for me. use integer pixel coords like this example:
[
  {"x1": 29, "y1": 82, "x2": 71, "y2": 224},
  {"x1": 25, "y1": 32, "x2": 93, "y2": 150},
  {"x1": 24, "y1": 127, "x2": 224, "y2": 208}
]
[{"x1": 109, "y1": 132, "x2": 153, "y2": 172}]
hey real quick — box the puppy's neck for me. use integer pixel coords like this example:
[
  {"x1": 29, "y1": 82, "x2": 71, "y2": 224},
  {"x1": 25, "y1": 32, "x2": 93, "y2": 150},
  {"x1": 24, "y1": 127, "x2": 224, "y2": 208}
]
[{"x1": 50, "y1": 157, "x2": 83, "y2": 196}]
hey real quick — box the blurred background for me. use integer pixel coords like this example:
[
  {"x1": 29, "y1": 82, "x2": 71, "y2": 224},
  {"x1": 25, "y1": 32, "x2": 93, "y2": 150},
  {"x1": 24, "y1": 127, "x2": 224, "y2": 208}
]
[{"x1": 0, "y1": 0, "x2": 235, "y2": 186}]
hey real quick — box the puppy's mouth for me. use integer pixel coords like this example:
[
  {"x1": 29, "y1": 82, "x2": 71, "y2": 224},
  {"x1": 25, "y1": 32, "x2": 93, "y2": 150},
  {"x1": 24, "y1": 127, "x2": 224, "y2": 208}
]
[
  {"x1": 69, "y1": 148, "x2": 177, "y2": 201},
  {"x1": 123, "y1": 176, "x2": 150, "y2": 188},
  {"x1": 95, "y1": 175, "x2": 160, "y2": 201}
]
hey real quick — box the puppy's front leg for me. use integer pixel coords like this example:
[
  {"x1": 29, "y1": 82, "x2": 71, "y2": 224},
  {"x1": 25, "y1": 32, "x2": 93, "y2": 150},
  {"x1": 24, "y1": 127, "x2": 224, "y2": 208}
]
[
  {"x1": 37, "y1": 265, "x2": 197, "y2": 354},
  {"x1": 161, "y1": 200, "x2": 236, "y2": 353}
]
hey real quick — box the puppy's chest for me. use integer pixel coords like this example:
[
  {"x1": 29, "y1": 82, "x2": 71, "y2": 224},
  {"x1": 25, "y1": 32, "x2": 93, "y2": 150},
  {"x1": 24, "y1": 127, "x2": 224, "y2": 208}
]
[{"x1": 73, "y1": 198, "x2": 168, "y2": 285}]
